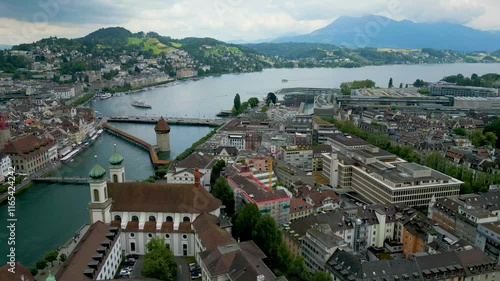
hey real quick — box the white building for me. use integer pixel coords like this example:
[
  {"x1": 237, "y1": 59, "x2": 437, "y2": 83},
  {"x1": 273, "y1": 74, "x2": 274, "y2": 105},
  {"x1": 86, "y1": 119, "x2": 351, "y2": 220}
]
[
  {"x1": 56, "y1": 221, "x2": 122, "y2": 280},
  {"x1": 322, "y1": 145, "x2": 463, "y2": 207},
  {"x1": 0, "y1": 154, "x2": 11, "y2": 182},
  {"x1": 87, "y1": 150, "x2": 222, "y2": 257},
  {"x1": 278, "y1": 145, "x2": 313, "y2": 172},
  {"x1": 52, "y1": 86, "x2": 76, "y2": 100},
  {"x1": 226, "y1": 134, "x2": 245, "y2": 150}
]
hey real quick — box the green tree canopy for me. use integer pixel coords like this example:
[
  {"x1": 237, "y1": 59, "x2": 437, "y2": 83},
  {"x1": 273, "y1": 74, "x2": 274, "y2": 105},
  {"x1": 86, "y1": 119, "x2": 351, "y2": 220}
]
[
  {"x1": 44, "y1": 250, "x2": 59, "y2": 267},
  {"x1": 388, "y1": 77, "x2": 393, "y2": 88},
  {"x1": 266, "y1": 92, "x2": 277, "y2": 105},
  {"x1": 211, "y1": 177, "x2": 235, "y2": 216},
  {"x1": 234, "y1": 203, "x2": 261, "y2": 241},
  {"x1": 36, "y1": 259, "x2": 47, "y2": 271},
  {"x1": 234, "y1": 93, "x2": 241, "y2": 112},
  {"x1": 142, "y1": 237, "x2": 177, "y2": 281},
  {"x1": 453, "y1": 127, "x2": 467, "y2": 136},
  {"x1": 212, "y1": 159, "x2": 226, "y2": 175},
  {"x1": 248, "y1": 97, "x2": 259, "y2": 107},
  {"x1": 484, "y1": 119, "x2": 500, "y2": 148},
  {"x1": 310, "y1": 271, "x2": 333, "y2": 281},
  {"x1": 252, "y1": 215, "x2": 283, "y2": 258},
  {"x1": 340, "y1": 79, "x2": 376, "y2": 95}
]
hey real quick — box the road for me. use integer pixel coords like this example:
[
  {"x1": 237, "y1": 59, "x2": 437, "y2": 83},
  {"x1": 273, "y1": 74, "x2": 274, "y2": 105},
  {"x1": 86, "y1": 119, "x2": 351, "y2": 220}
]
[{"x1": 174, "y1": 257, "x2": 190, "y2": 281}]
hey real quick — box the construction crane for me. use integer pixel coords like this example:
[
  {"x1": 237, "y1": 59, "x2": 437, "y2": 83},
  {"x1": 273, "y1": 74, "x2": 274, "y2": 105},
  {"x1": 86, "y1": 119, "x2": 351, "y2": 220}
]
[{"x1": 268, "y1": 155, "x2": 273, "y2": 189}]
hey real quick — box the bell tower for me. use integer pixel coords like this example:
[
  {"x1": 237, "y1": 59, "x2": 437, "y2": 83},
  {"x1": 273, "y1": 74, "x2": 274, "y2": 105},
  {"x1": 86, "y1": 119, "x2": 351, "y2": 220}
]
[
  {"x1": 109, "y1": 144, "x2": 125, "y2": 183},
  {"x1": 88, "y1": 155, "x2": 112, "y2": 224}
]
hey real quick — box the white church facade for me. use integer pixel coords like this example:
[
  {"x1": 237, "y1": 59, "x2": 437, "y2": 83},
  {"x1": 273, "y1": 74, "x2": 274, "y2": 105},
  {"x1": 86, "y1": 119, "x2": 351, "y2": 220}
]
[{"x1": 87, "y1": 148, "x2": 222, "y2": 257}]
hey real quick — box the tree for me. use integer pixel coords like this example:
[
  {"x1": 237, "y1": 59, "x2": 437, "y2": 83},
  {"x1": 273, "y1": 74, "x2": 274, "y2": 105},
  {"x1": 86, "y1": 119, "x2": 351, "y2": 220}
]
[
  {"x1": 142, "y1": 237, "x2": 177, "y2": 281},
  {"x1": 413, "y1": 79, "x2": 426, "y2": 87},
  {"x1": 234, "y1": 203, "x2": 261, "y2": 241},
  {"x1": 212, "y1": 160, "x2": 226, "y2": 176},
  {"x1": 252, "y1": 215, "x2": 282, "y2": 258},
  {"x1": 399, "y1": 82, "x2": 403, "y2": 88},
  {"x1": 59, "y1": 253, "x2": 67, "y2": 263},
  {"x1": 310, "y1": 271, "x2": 333, "y2": 281},
  {"x1": 30, "y1": 268, "x2": 39, "y2": 277},
  {"x1": 388, "y1": 77, "x2": 393, "y2": 88},
  {"x1": 484, "y1": 119, "x2": 500, "y2": 148},
  {"x1": 367, "y1": 132, "x2": 390, "y2": 150},
  {"x1": 234, "y1": 93, "x2": 241, "y2": 112},
  {"x1": 453, "y1": 127, "x2": 467, "y2": 136},
  {"x1": 248, "y1": 97, "x2": 259, "y2": 107},
  {"x1": 44, "y1": 251, "x2": 58, "y2": 267},
  {"x1": 36, "y1": 259, "x2": 47, "y2": 271},
  {"x1": 211, "y1": 177, "x2": 235, "y2": 216},
  {"x1": 266, "y1": 92, "x2": 277, "y2": 105}
]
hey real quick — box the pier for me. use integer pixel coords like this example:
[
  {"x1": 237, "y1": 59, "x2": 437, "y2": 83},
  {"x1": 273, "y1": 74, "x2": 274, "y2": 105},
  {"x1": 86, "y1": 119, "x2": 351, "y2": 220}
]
[
  {"x1": 102, "y1": 123, "x2": 169, "y2": 168},
  {"x1": 32, "y1": 177, "x2": 88, "y2": 184},
  {"x1": 107, "y1": 116, "x2": 226, "y2": 127}
]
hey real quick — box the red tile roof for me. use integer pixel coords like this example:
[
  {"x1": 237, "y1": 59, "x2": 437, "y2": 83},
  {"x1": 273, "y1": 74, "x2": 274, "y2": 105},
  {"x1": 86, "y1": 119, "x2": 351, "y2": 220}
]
[
  {"x1": 0, "y1": 262, "x2": 35, "y2": 281},
  {"x1": 3, "y1": 134, "x2": 55, "y2": 158},
  {"x1": 154, "y1": 117, "x2": 170, "y2": 133},
  {"x1": 108, "y1": 182, "x2": 221, "y2": 213}
]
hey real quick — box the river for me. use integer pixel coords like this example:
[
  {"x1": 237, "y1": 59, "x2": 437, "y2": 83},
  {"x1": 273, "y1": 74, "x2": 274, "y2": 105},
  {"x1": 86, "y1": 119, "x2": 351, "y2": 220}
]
[{"x1": 1, "y1": 63, "x2": 498, "y2": 267}]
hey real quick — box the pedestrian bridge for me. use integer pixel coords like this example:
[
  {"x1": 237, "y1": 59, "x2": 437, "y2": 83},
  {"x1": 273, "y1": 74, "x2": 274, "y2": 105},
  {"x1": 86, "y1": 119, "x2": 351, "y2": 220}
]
[
  {"x1": 107, "y1": 116, "x2": 226, "y2": 127},
  {"x1": 33, "y1": 177, "x2": 89, "y2": 184}
]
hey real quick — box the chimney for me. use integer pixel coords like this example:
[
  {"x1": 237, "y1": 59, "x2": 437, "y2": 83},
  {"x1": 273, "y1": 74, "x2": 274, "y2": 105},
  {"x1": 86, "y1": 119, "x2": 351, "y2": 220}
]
[
  {"x1": 194, "y1": 167, "x2": 201, "y2": 188},
  {"x1": 257, "y1": 274, "x2": 265, "y2": 281}
]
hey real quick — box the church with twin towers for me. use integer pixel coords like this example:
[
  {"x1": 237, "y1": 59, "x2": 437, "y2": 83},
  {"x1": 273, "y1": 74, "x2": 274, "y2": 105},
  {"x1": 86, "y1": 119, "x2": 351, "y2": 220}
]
[{"x1": 87, "y1": 141, "x2": 221, "y2": 257}]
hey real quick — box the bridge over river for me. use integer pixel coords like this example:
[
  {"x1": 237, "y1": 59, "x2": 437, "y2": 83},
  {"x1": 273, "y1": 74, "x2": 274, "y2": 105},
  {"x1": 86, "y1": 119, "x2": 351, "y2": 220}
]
[
  {"x1": 107, "y1": 116, "x2": 226, "y2": 127},
  {"x1": 32, "y1": 177, "x2": 88, "y2": 184}
]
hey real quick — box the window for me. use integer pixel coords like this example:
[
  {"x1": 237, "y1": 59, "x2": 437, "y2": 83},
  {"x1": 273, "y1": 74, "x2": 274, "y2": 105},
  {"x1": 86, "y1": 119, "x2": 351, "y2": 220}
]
[
  {"x1": 183, "y1": 244, "x2": 188, "y2": 256},
  {"x1": 165, "y1": 234, "x2": 170, "y2": 239},
  {"x1": 130, "y1": 242, "x2": 135, "y2": 251},
  {"x1": 166, "y1": 216, "x2": 173, "y2": 222},
  {"x1": 131, "y1": 216, "x2": 139, "y2": 222},
  {"x1": 148, "y1": 233, "x2": 153, "y2": 238},
  {"x1": 93, "y1": 189, "x2": 100, "y2": 202},
  {"x1": 113, "y1": 174, "x2": 118, "y2": 183},
  {"x1": 182, "y1": 234, "x2": 187, "y2": 240},
  {"x1": 183, "y1": 216, "x2": 190, "y2": 222},
  {"x1": 129, "y1": 233, "x2": 135, "y2": 238},
  {"x1": 114, "y1": 215, "x2": 121, "y2": 221},
  {"x1": 149, "y1": 216, "x2": 156, "y2": 222}
]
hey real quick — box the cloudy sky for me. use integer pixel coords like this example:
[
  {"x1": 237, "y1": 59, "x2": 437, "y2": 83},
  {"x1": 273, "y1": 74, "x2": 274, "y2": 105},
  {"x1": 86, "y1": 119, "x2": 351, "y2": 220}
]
[{"x1": 0, "y1": 0, "x2": 499, "y2": 45}]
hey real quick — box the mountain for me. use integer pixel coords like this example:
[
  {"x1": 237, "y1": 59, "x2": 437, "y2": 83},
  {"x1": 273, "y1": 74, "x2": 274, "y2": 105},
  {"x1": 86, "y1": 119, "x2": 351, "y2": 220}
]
[{"x1": 273, "y1": 15, "x2": 500, "y2": 51}]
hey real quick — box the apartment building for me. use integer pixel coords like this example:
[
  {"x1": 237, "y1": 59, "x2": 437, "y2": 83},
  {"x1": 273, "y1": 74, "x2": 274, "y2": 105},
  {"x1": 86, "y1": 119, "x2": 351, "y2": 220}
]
[
  {"x1": 278, "y1": 145, "x2": 313, "y2": 172},
  {"x1": 301, "y1": 224, "x2": 348, "y2": 273},
  {"x1": 475, "y1": 222, "x2": 500, "y2": 265},
  {"x1": 227, "y1": 175, "x2": 291, "y2": 225},
  {"x1": 273, "y1": 160, "x2": 314, "y2": 188}
]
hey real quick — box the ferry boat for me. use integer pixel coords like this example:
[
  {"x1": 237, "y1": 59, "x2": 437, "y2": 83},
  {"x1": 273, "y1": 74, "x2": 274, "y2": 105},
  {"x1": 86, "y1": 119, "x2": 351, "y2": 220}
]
[
  {"x1": 99, "y1": 93, "x2": 112, "y2": 100},
  {"x1": 132, "y1": 100, "x2": 152, "y2": 109}
]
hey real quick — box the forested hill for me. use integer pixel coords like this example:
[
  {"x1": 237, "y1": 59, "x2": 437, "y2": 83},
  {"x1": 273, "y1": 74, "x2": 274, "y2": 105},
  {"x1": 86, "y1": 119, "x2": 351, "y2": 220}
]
[{"x1": 10, "y1": 27, "x2": 270, "y2": 75}]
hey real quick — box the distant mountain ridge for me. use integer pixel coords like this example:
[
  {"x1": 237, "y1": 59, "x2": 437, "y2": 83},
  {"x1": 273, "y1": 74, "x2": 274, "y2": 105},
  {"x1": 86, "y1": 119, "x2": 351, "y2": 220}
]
[{"x1": 273, "y1": 15, "x2": 500, "y2": 52}]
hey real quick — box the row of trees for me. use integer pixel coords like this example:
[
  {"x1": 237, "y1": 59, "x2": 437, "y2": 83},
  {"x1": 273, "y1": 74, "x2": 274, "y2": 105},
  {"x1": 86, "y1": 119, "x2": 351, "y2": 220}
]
[
  {"x1": 340, "y1": 79, "x2": 376, "y2": 95},
  {"x1": 33, "y1": 250, "x2": 67, "y2": 276},
  {"x1": 232, "y1": 94, "x2": 260, "y2": 116},
  {"x1": 442, "y1": 73, "x2": 500, "y2": 88},
  {"x1": 232, "y1": 204, "x2": 331, "y2": 281},
  {"x1": 425, "y1": 152, "x2": 499, "y2": 193}
]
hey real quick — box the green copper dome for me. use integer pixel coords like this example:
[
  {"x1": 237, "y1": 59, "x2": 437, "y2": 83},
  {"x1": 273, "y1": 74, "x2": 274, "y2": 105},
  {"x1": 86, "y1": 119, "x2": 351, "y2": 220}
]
[
  {"x1": 109, "y1": 144, "x2": 124, "y2": 165},
  {"x1": 89, "y1": 163, "x2": 106, "y2": 179},
  {"x1": 109, "y1": 151, "x2": 124, "y2": 165},
  {"x1": 46, "y1": 272, "x2": 56, "y2": 281}
]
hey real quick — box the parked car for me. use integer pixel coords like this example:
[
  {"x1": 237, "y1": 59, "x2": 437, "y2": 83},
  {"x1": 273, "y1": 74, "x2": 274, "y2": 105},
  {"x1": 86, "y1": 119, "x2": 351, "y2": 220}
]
[
  {"x1": 123, "y1": 259, "x2": 135, "y2": 266},
  {"x1": 126, "y1": 254, "x2": 139, "y2": 260},
  {"x1": 190, "y1": 269, "x2": 201, "y2": 279},
  {"x1": 188, "y1": 263, "x2": 200, "y2": 272}
]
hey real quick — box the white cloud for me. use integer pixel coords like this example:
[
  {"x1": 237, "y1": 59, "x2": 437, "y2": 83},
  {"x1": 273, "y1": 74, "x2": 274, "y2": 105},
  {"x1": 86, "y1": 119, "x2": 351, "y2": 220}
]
[{"x1": 0, "y1": 0, "x2": 498, "y2": 44}]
